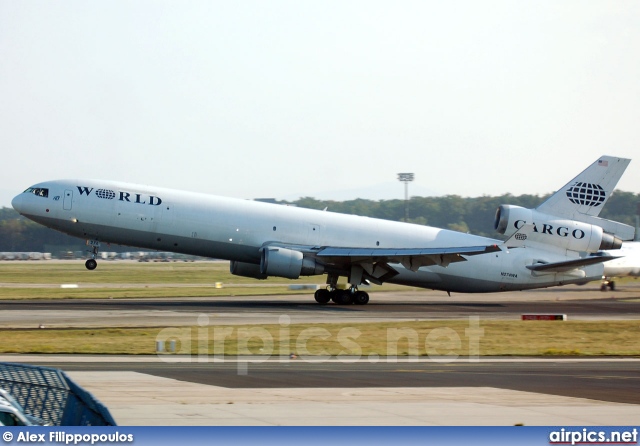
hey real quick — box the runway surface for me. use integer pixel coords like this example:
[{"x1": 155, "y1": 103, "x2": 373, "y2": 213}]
[
  {"x1": 1, "y1": 283, "x2": 640, "y2": 327},
  {"x1": 7, "y1": 357, "x2": 639, "y2": 404},
  {"x1": 2, "y1": 283, "x2": 639, "y2": 425}
]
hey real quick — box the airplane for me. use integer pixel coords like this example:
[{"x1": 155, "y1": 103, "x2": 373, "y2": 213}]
[
  {"x1": 596, "y1": 241, "x2": 640, "y2": 291},
  {"x1": 11, "y1": 155, "x2": 635, "y2": 305}
]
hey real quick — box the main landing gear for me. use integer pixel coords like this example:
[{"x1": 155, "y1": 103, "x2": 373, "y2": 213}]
[
  {"x1": 85, "y1": 240, "x2": 100, "y2": 271},
  {"x1": 600, "y1": 279, "x2": 615, "y2": 291},
  {"x1": 314, "y1": 271, "x2": 370, "y2": 305},
  {"x1": 314, "y1": 287, "x2": 370, "y2": 305}
]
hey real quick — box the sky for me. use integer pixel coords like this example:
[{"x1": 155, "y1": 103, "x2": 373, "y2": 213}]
[{"x1": 1, "y1": 1, "x2": 639, "y2": 208}]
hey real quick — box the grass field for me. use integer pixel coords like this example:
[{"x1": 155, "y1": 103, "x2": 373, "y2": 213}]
[
  {"x1": 1, "y1": 320, "x2": 638, "y2": 356},
  {"x1": 0, "y1": 261, "x2": 297, "y2": 284},
  {"x1": 0, "y1": 261, "x2": 412, "y2": 299}
]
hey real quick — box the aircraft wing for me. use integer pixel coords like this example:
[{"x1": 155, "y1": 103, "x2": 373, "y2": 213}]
[
  {"x1": 316, "y1": 244, "x2": 500, "y2": 270},
  {"x1": 264, "y1": 242, "x2": 500, "y2": 285},
  {"x1": 526, "y1": 255, "x2": 620, "y2": 273}
]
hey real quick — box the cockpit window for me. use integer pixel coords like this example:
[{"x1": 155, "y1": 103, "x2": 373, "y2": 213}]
[{"x1": 23, "y1": 187, "x2": 49, "y2": 198}]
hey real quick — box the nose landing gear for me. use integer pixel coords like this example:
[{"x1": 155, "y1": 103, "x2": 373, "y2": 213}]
[{"x1": 85, "y1": 240, "x2": 100, "y2": 270}]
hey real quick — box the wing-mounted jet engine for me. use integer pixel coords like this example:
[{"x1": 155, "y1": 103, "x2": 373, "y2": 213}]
[{"x1": 229, "y1": 248, "x2": 326, "y2": 280}]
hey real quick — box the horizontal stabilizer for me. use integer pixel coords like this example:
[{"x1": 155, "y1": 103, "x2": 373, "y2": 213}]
[
  {"x1": 526, "y1": 256, "x2": 620, "y2": 273},
  {"x1": 584, "y1": 216, "x2": 635, "y2": 242}
]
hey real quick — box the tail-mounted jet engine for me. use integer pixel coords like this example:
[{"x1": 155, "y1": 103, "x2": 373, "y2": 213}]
[{"x1": 495, "y1": 205, "x2": 622, "y2": 252}]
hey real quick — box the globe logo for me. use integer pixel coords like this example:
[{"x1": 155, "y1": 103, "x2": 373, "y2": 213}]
[
  {"x1": 95, "y1": 189, "x2": 116, "y2": 200},
  {"x1": 565, "y1": 182, "x2": 606, "y2": 207}
]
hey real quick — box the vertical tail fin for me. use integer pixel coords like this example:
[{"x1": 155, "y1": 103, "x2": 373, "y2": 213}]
[
  {"x1": 536, "y1": 155, "x2": 630, "y2": 219},
  {"x1": 534, "y1": 155, "x2": 634, "y2": 240}
]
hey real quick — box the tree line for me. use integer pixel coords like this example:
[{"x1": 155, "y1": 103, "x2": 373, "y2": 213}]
[{"x1": 1, "y1": 190, "x2": 638, "y2": 253}]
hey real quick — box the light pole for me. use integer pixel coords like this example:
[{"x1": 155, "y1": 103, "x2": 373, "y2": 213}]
[
  {"x1": 397, "y1": 173, "x2": 414, "y2": 222},
  {"x1": 633, "y1": 201, "x2": 640, "y2": 241}
]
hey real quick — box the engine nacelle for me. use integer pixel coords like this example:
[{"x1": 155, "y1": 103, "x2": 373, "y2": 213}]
[
  {"x1": 260, "y1": 247, "x2": 325, "y2": 279},
  {"x1": 230, "y1": 261, "x2": 268, "y2": 280},
  {"x1": 494, "y1": 205, "x2": 622, "y2": 252}
]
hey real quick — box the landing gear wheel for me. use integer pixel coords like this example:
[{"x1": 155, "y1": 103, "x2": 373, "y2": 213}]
[
  {"x1": 331, "y1": 290, "x2": 353, "y2": 305},
  {"x1": 314, "y1": 289, "x2": 331, "y2": 304},
  {"x1": 85, "y1": 259, "x2": 97, "y2": 270},
  {"x1": 609, "y1": 281, "x2": 616, "y2": 291},
  {"x1": 600, "y1": 283, "x2": 607, "y2": 292},
  {"x1": 353, "y1": 291, "x2": 369, "y2": 305}
]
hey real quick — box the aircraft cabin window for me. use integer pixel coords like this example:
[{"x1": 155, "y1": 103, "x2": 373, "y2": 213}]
[{"x1": 23, "y1": 187, "x2": 49, "y2": 198}]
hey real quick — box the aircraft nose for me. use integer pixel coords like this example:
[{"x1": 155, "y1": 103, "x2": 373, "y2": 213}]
[{"x1": 11, "y1": 193, "x2": 24, "y2": 213}]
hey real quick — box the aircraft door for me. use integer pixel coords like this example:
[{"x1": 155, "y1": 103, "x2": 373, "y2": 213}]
[{"x1": 63, "y1": 189, "x2": 73, "y2": 210}]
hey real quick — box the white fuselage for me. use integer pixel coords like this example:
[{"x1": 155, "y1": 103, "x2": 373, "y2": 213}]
[
  {"x1": 11, "y1": 179, "x2": 605, "y2": 293},
  {"x1": 603, "y1": 242, "x2": 640, "y2": 278}
]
